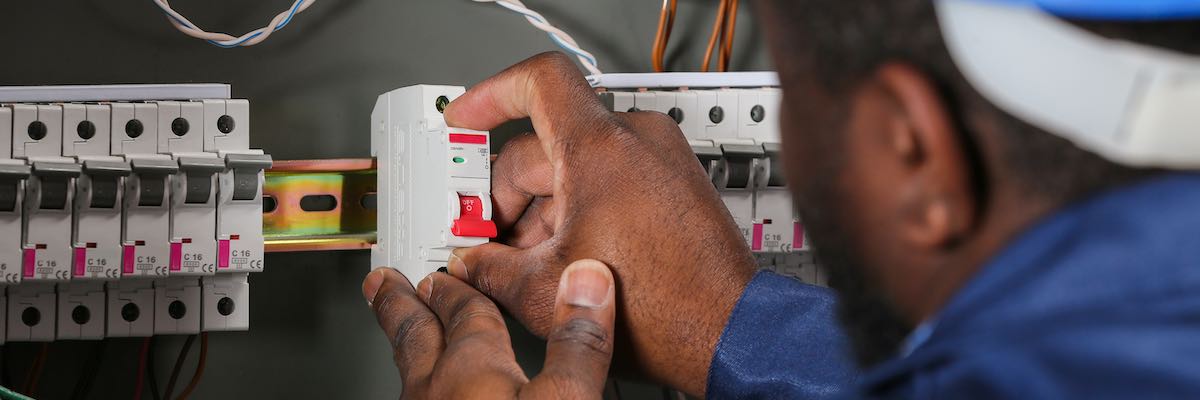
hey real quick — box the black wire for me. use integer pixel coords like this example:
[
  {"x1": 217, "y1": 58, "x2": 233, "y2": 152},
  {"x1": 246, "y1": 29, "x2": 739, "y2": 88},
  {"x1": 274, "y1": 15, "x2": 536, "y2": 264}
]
[
  {"x1": 147, "y1": 337, "x2": 162, "y2": 400},
  {"x1": 70, "y1": 340, "x2": 107, "y2": 400},
  {"x1": 164, "y1": 335, "x2": 196, "y2": 400}
]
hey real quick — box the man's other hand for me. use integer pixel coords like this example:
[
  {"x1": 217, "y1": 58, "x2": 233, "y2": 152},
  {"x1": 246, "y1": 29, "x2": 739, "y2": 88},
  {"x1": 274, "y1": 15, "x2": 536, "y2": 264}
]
[
  {"x1": 364, "y1": 260, "x2": 616, "y2": 399},
  {"x1": 441, "y1": 52, "x2": 757, "y2": 396}
]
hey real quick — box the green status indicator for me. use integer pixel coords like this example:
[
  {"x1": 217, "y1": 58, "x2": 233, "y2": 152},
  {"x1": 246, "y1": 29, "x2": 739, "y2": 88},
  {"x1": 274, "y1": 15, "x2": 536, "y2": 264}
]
[{"x1": 452, "y1": 156, "x2": 466, "y2": 164}]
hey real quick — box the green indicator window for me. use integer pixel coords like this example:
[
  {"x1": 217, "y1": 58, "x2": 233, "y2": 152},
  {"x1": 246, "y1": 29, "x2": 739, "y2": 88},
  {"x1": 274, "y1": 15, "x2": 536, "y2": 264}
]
[{"x1": 452, "y1": 156, "x2": 466, "y2": 164}]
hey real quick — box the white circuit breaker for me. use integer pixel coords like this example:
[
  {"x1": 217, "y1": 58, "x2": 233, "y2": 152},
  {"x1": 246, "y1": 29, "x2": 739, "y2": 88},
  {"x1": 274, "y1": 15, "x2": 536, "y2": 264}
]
[
  {"x1": 10, "y1": 104, "x2": 78, "y2": 342},
  {"x1": 371, "y1": 85, "x2": 496, "y2": 280},
  {"x1": 0, "y1": 106, "x2": 29, "y2": 345},
  {"x1": 155, "y1": 101, "x2": 217, "y2": 335},
  {"x1": 0, "y1": 84, "x2": 264, "y2": 340},
  {"x1": 595, "y1": 74, "x2": 820, "y2": 286},
  {"x1": 203, "y1": 99, "x2": 266, "y2": 332},
  {"x1": 61, "y1": 103, "x2": 125, "y2": 340},
  {"x1": 109, "y1": 102, "x2": 167, "y2": 337}
]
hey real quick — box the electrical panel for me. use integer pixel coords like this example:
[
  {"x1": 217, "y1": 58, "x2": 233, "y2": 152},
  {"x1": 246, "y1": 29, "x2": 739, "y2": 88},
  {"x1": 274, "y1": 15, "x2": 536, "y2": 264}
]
[
  {"x1": 598, "y1": 80, "x2": 825, "y2": 286},
  {"x1": 0, "y1": 84, "x2": 269, "y2": 341},
  {"x1": 371, "y1": 85, "x2": 496, "y2": 280}
]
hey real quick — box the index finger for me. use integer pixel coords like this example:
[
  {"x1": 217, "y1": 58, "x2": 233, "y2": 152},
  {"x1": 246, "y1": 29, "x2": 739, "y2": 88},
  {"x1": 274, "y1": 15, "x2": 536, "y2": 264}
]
[{"x1": 443, "y1": 52, "x2": 615, "y2": 161}]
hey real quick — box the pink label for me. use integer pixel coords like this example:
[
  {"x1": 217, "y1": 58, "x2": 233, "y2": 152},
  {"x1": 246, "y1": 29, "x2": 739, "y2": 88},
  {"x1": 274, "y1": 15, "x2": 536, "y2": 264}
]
[
  {"x1": 793, "y1": 221, "x2": 805, "y2": 251},
  {"x1": 751, "y1": 223, "x2": 764, "y2": 251},
  {"x1": 170, "y1": 242, "x2": 183, "y2": 271},
  {"x1": 123, "y1": 245, "x2": 136, "y2": 274},
  {"x1": 22, "y1": 248, "x2": 35, "y2": 278},
  {"x1": 218, "y1": 240, "x2": 231, "y2": 269},
  {"x1": 74, "y1": 247, "x2": 87, "y2": 276}
]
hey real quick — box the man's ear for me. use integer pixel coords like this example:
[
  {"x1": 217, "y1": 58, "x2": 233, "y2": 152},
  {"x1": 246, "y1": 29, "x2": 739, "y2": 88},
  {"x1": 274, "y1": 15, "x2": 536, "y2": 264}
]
[{"x1": 873, "y1": 62, "x2": 976, "y2": 248}]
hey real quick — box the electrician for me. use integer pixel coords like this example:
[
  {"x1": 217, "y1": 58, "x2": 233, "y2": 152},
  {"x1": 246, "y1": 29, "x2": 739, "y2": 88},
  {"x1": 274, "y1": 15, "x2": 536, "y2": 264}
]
[{"x1": 362, "y1": 0, "x2": 1200, "y2": 397}]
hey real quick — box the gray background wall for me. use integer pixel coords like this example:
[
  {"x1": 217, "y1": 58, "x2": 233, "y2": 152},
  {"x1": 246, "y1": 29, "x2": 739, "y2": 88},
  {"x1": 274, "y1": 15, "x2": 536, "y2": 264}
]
[{"x1": 0, "y1": 0, "x2": 770, "y2": 398}]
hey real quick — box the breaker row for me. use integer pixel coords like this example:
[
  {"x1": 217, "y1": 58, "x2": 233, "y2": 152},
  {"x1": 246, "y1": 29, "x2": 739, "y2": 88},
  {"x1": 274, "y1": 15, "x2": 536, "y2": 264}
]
[
  {"x1": 599, "y1": 88, "x2": 824, "y2": 285},
  {"x1": 0, "y1": 95, "x2": 269, "y2": 342}
]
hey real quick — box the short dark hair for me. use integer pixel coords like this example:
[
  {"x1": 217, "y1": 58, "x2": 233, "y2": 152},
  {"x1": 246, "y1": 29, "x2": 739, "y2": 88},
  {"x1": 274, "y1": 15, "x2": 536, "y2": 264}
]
[{"x1": 758, "y1": 0, "x2": 1189, "y2": 204}]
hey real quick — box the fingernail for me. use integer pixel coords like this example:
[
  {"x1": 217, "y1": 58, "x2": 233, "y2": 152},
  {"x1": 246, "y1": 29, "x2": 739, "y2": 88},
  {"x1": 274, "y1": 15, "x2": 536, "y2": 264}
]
[
  {"x1": 447, "y1": 250, "x2": 469, "y2": 280},
  {"x1": 559, "y1": 260, "x2": 613, "y2": 309},
  {"x1": 419, "y1": 275, "x2": 435, "y2": 303},
  {"x1": 363, "y1": 269, "x2": 388, "y2": 306}
]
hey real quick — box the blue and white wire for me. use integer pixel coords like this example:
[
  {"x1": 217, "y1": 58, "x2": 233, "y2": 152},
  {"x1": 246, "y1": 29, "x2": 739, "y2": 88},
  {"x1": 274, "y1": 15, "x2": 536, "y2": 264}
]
[
  {"x1": 473, "y1": 0, "x2": 604, "y2": 75},
  {"x1": 152, "y1": 0, "x2": 316, "y2": 48}
]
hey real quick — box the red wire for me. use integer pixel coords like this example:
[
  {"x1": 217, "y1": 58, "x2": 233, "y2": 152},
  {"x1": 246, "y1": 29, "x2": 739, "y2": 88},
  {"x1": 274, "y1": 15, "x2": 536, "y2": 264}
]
[{"x1": 134, "y1": 337, "x2": 151, "y2": 400}]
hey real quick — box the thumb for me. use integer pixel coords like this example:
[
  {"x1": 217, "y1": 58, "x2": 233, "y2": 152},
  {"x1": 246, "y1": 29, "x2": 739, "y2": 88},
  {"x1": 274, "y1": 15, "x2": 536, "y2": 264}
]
[
  {"x1": 449, "y1": 243, "x2": 550, "y2": 329},
  {"x1": 525, "y1": 259, "x2": 616, "y2": 399}
]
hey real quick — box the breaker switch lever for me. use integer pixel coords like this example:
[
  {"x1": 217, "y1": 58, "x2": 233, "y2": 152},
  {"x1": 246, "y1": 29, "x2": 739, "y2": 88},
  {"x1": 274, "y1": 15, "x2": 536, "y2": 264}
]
[{"x1": 451, "y1": 195, "x2": 497, "y2": 238}]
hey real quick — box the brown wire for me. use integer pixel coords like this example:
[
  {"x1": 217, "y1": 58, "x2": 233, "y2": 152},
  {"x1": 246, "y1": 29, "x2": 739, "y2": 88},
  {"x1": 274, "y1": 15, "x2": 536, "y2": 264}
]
[
  {"x1": 175, "y1": 333, "x2": 208, "y2": 400},
  {"x1": 701, "y1": 0, "x2": 729, "y2": 72},
  {"x1": 719, "y1": 0, "x2": 740, "y2": 72},
  {"x1": 651, "y1": 0, "x2": 678, "y2": 72},
  {"x1": 164, "y1": 335, "x2": 196, "y2": 399},
  {"x1": 23, "y1": 343, "x2": 48, "y2": 396}
]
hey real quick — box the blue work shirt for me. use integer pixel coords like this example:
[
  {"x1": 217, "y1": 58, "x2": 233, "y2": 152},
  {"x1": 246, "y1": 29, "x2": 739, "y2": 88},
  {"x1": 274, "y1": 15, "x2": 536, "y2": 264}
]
[{"x1": 707, "y1": 174, "x2": 1200, "y2": 398}]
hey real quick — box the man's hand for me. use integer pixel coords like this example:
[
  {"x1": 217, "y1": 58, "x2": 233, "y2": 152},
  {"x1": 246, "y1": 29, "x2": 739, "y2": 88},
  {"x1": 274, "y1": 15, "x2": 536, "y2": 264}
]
[
  {"x1": 364, "y1": 259, "x2": 617, "y2": 399},
  {"x1": 441, "y1": 52, "x2": 758, "y2": 396}
]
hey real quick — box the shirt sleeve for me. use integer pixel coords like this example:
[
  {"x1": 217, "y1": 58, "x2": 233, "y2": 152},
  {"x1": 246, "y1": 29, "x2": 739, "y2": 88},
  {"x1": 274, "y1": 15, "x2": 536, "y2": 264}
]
[{"x1": 706, "y1": 270, "x2": 858, "y2": 399}]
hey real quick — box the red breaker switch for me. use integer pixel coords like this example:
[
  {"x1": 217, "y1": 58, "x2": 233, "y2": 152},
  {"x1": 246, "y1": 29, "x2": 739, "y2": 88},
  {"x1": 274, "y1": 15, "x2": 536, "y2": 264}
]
[{"x1": 451, "y1": 195, "x2": 497, "y2": 238}]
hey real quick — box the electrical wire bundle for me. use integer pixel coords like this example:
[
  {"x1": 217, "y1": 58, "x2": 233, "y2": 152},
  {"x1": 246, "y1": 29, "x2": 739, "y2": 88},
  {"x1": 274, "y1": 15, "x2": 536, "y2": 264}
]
[
  {"x1": 151, "y1": 0, "x2": 317, "y2": 48},
  {"x1": 473, "y1": 0, "x2": 604, "y2": 76},
  {"x1": 652, "y1": 0, "x2": 678, "y2": 72},
  {"x1": 135, "y1": 333, "x2": 209, "y2": 400},
  {"x1": 702, "y1": 0, "x2": 740, "y2": 72},
  {"x1": 654, "y1": 0, "x2": 742, "y2": 72}
]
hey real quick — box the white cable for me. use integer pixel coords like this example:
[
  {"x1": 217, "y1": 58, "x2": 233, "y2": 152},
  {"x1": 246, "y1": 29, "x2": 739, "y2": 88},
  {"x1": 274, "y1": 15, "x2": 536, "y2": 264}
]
[
  {"x1": 152, "y1": 0, "x2": 316, "y2": 48},
  {"x1": 473, "y1": 0, "x2": 604, "y2": 75}
]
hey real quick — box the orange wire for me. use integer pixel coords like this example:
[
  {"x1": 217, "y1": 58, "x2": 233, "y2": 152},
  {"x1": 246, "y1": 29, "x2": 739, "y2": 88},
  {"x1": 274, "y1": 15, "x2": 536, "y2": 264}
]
[
  {"x1": 701, "y1": 0, "x2": 729, "y2": 72},
  {"x1": 719, "y1": 0, "x2": 739, "y2": 72},
  {"x1": 652, "y1": 0, "x2": 678, "y2": 72}
]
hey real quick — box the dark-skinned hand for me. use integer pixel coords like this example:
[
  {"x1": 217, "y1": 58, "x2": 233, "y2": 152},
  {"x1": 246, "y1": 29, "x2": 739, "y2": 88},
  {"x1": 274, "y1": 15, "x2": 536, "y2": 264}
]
[
  {"x1": 435, "y1": 52, "x2": 758, "y2": 396},
  {"x1": 364, "y1": 259, "x2": 617, "y2": 399}
]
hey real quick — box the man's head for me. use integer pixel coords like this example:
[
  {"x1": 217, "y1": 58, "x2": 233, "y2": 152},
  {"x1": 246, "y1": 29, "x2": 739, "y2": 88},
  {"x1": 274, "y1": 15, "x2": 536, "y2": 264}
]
[{"x1": 755, "y1": 0, "x2": 1193, "y2": 366}]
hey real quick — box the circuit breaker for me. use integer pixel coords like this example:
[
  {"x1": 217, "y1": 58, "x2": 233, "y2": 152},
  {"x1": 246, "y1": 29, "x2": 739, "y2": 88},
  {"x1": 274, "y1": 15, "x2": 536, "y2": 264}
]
[
  {"x1": 0, "y1": 84, "x2": 265, "y2": 341},
  {"x1": 371, "y1": 85, "x2": 496, "y2": 280},
  {"x1": 10, "y1": 104, "x2": 77, "y2": 342},
  {"x1": 203, "y1": 98, "x2": 267, "y2": 332},
  {"x1": 109, "y1": 102, "x2": 167, "y2": 337},
  {"x1": 61, "y1": 103, "x2": 125, "y2": 340},
  {"x1": 596, "y1": 74, "x2": 821, "y2": 286}
]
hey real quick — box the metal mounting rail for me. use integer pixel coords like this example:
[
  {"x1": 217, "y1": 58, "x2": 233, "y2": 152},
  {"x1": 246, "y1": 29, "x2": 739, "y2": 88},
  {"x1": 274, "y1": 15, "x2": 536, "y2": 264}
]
[{"x1": 263, "y1": 159, "x2": 377, "y2": 253}]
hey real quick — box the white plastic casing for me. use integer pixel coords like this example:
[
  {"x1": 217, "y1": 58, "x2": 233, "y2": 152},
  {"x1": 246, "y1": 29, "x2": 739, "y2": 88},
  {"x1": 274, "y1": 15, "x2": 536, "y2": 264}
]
[
  {"x1": 65, "y1": 104, "x2": 124, "y2": 280},
  {"x1": 57, "y1": 281, "x2": 105, "y2": 340},
  {"x1": 167, "y1": 152, "x2": 220, "y2": 277},
  {"x1": 203, "y1": 99, "x2": 261, "y2": 332},
  {"x1": 154, "y1": 276, "x2": 201, "y2": 334},
  {"x1": 372, "y1": 85, "x2": 495, "y2": 280},
  {"x1": 113, "y1": 103, "x2": 170, "y2": 278},
  {"x1": 202, "y1": 99, "x2": 249, "y2": 152},
  {"x1": 8, "y1": 283, "x2": 55, "y2": 341},
  {"x1": 696, "y1": 90, "x2": 740, "y2": 141},
  {"x1": 156, "y1": 101, "x2": 212, "y2": 335},
  {"x1": 201, "y1": 273, "x2": 248, "y2": 331},
  {"x1": 106, "y1": 280, "x2": 154, "y2": 337},
  {"x1": 14, "y1": 104, "x2": 76, "y2": 282},
  {"x1": 753, "y1": 189, "x2": 801, "y2": 253},
  {"x1": 110, "y1": 103, "x2": 163, "y2": 337},
  {"x1": 62, "y1": 104, "x2": 122, "y2": 340},
  {"x1": 0, "y1": 107, "x2": 25, "y2": 286},
  {"x1": 735, "y1": 89, "x2": 782, "y2": 143}
]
